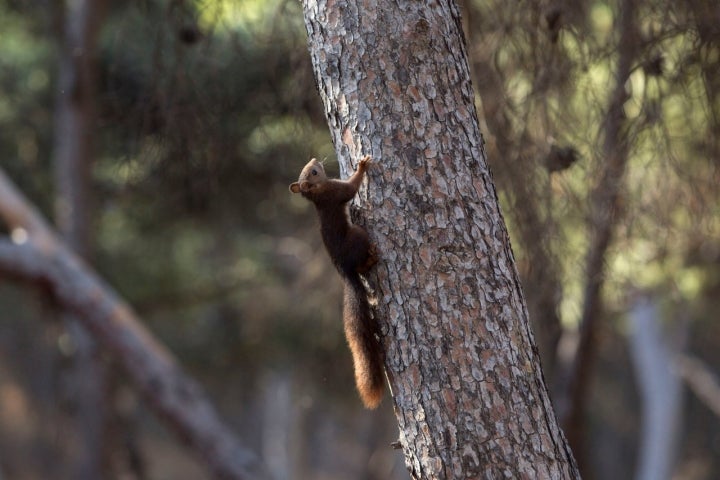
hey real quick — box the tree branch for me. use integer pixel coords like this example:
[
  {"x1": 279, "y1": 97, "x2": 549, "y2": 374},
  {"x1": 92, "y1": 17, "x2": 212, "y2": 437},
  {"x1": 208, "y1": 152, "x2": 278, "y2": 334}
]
[
  {"x1": 0, "y1": 169, "x2": 56, "y2": 246},
  {"x1": 0, "y1": 167, "x2": 267, "y2": 480},
  {"x1": 675, "y1": 353, "x2": 720, "y2": 419}
]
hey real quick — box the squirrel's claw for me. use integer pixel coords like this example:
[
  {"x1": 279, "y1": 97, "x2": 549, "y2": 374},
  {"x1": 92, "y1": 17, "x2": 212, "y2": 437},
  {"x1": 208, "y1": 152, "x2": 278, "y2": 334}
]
[{"x1": 358, "y1": 155, "x2": 373, "y2": 169}]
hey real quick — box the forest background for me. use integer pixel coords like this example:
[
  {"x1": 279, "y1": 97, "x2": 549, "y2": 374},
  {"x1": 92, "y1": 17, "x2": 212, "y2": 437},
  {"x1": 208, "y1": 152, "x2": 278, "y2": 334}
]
[{"x1": 0, "y1": 0, "x2": 719, "y2": 479}]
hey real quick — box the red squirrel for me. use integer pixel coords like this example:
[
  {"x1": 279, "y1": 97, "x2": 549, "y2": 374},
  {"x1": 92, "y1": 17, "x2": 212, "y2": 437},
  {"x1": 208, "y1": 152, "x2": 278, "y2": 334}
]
[{"x1": 289, "y1": 155, "x2": 384, "y2": 409}]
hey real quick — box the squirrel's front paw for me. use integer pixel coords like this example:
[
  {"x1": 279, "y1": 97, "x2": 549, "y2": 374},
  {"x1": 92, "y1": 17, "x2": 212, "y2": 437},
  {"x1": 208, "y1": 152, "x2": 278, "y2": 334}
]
[{"x1": 358, "y1": 155, "x2": 373, "y2": 169}]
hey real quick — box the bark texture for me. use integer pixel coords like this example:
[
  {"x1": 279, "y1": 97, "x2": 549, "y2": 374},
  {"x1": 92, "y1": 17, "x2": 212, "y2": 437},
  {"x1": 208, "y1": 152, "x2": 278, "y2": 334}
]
[
  {"x1": 301, "y1": 0, "x2": 579, "y2": 478},
  {"x1": 470, "y1": 48, "x2": 563, "y2": 379}
]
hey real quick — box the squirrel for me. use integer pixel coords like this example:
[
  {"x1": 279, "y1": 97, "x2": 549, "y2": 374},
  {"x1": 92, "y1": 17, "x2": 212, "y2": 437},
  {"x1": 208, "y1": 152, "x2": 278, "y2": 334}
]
[{"x1": 289, "y1": 155, "x2": 384, "y2": 409}]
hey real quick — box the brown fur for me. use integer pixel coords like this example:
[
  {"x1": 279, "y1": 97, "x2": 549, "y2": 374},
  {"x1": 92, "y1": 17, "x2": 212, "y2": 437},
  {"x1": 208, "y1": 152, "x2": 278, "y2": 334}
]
[{"x1": 290, "y1": 156, "x2": 384, "y2": 408}]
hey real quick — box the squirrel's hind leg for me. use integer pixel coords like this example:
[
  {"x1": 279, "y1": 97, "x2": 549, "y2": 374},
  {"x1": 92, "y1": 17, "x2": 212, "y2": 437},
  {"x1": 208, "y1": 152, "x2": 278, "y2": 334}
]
[{"x1": 358, "y1": 242, "x2": 379, "y2": 274}]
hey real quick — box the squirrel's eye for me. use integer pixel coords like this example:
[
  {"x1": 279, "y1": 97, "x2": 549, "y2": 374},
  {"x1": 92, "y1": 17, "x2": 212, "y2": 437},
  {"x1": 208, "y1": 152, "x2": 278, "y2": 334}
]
[{"x1": 311, "y1": 169, "x2": 318, "y2": 176}]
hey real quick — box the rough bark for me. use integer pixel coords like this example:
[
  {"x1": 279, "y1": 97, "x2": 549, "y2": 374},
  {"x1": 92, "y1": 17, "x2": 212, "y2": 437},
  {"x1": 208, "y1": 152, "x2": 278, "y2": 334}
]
[
  {"x1": 301, "y1": 0, "x2": 579, "y2": 478},
  {"x1": 0, "y1": 168, "x2": 267, "y2": 480},
  {"x1": 52, "y1": 1, "x2": 108, "y2": 477},
  {"x1": 469, "y1": 46, "x2": 563, "y2": 379}
]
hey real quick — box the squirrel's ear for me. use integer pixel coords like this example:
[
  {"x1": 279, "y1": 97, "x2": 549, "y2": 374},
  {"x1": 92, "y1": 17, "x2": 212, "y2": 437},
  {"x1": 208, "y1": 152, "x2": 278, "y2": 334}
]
[{"x1": 289, "y1": 182, "x2": 301, "y2": 193}]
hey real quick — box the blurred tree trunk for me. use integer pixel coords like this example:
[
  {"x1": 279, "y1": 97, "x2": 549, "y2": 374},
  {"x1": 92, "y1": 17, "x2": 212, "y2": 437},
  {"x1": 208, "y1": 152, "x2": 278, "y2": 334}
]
[
  {"x1": 628, "y1": 295, "x2": 684, "y2": 480},
  {"x1": 261, "y1": 370, "x2": 298, "y2": 480},
  {"x1": 555, "y1": 0, "x2": 639, "y2": 469},
  {"x1": 301, "y1": 1, "x2": 579, "y2": 478},
  {"x1": 54, "y1": 0, "x2": 103, "y2": 257},
  {"x1": 52, "y1": 1, "x2": 108, "y2": 478}
]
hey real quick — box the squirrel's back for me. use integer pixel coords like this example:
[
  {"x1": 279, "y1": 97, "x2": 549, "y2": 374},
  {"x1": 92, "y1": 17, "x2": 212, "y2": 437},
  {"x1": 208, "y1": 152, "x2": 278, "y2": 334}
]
[{"x1": 289, "y1": 156, "x2": 384, "y2": 408}]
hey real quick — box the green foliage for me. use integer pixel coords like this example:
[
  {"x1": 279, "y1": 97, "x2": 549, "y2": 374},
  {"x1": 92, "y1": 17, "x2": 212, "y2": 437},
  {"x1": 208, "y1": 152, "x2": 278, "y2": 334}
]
[
  {"x1": 472, "y1": 0, "x2": 720, "y2": 327},
  {"x1": 0, "y1": 2, "x2": 54, "y2": 214},
  {"x1": 0, "y1": 0, "x2": 345, "y2": 371}
]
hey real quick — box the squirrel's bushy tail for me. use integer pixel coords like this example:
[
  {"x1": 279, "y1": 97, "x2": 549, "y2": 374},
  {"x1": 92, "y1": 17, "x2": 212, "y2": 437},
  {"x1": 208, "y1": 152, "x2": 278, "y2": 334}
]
[{"x1": 342, "y1": 273, "x2": 384, "y2": 409}]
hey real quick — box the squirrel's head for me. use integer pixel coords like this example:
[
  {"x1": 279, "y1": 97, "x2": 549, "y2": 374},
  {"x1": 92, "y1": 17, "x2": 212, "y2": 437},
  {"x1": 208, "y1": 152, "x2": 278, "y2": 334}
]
[{"x1": 289, "y1": 158, "x2": 327, "y2": 194}]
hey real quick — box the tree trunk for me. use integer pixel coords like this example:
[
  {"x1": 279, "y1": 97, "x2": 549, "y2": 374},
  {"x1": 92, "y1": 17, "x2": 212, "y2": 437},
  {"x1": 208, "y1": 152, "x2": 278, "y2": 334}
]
[
  {"x1": 628, "y1": 295, "x2": 683, "y2": 480},
  {"x1": 53, "y1": 0, "x2": 102, "y2": 259},
  {"x1": 52, "y1": 1, "x2": 108, "y2": 478},
  {"x1": 469, "y1": 45, "x2": 563, "y2": 380},
  {"x1": 300, "y1": 1, "x2": 579, "y2": 478},
  {"x1": 554, "y1": 0, "x2": 639, "y2": 468}
]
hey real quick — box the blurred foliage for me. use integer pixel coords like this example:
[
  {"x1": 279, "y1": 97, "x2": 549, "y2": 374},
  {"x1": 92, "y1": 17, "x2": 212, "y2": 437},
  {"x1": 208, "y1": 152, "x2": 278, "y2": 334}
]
[
  {"x1": 1, "y1": 0, "x2": 382, "y2": 404},
  {"x1": 468, "y1": 0, "x2": 720, "y2": 323},
  {"x1": 467, "y1": 0, "x2": 720, "y2": 476}
]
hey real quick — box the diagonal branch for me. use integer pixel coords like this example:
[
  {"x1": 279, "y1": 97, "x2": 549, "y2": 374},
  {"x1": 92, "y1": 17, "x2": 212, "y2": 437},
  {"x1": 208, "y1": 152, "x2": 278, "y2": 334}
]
[
  {"x1": 675, "y1": 353, "x2": 720, "y2": 419},
  {"x1": 0, "y1": 169, "x2": 56, "y2": 246},
  {"x1": 0, "y1": 167, "x2": 267, "y2": 480}
]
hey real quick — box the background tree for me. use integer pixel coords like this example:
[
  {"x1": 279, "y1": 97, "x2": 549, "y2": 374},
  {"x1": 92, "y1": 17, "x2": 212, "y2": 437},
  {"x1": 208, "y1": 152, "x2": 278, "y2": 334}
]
[
  {"x1": 52, "y1": 1, "x2": 109, "y2": 477},
  {"x1": 462, "y1": 0, "x2": 720, "y2": 476},
  {"x1": 556, "y1": 0, "x2": 639, "y2": 463}
]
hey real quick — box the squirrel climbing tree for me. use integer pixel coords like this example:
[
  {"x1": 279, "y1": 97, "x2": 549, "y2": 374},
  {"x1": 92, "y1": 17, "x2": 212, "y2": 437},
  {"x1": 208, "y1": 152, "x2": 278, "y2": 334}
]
[
  {"x1": 300, "y1": 0, "x2": 580, "y2": 478},
  {"x1": 289, "y1": 156, "x2": 385, "y2": 409}
]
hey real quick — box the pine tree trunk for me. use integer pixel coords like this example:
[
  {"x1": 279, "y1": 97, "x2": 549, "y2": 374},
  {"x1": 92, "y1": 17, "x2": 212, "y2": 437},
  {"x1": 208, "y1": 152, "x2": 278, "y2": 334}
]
[{"x1": 301, "y1": 0, "x2": 580, "y2": 478}]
